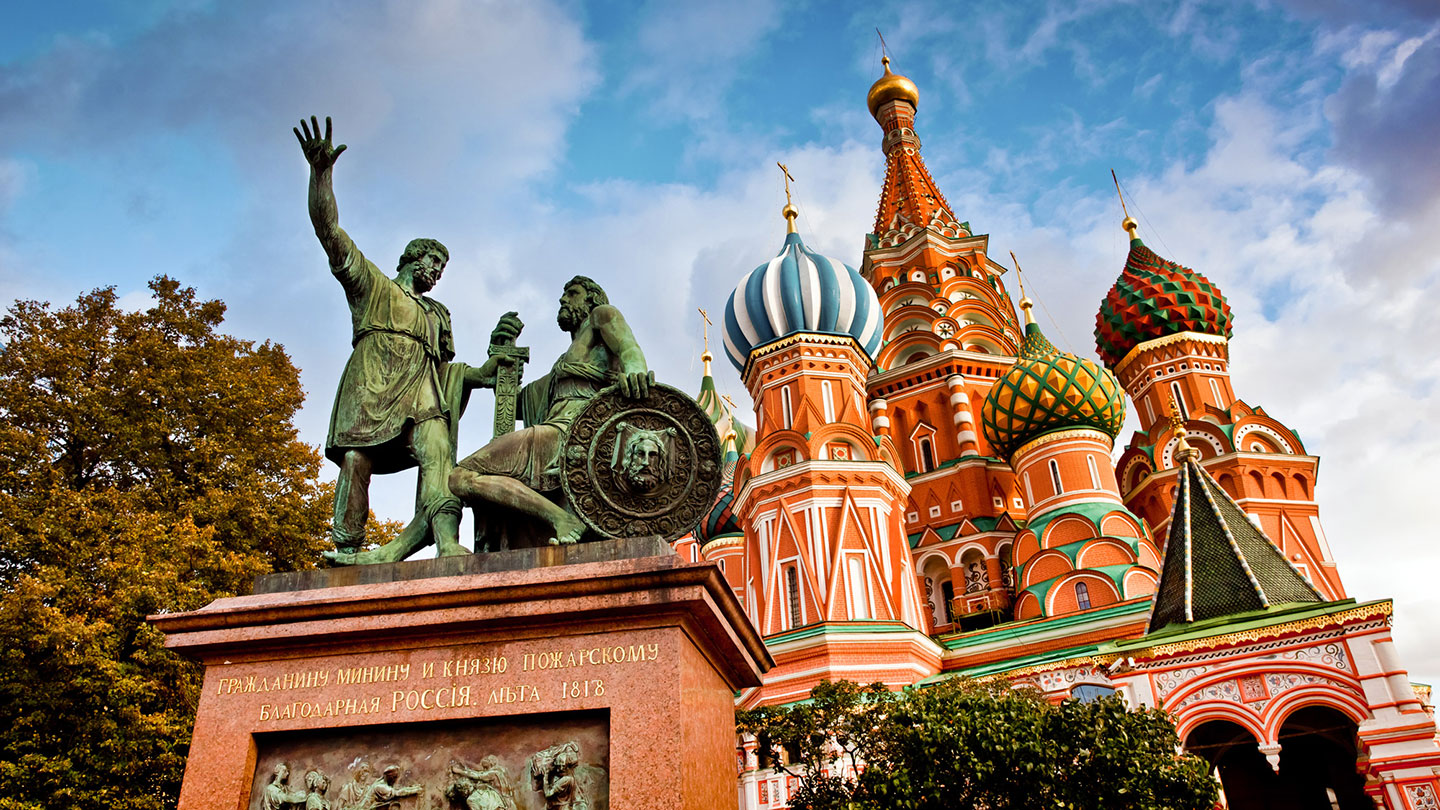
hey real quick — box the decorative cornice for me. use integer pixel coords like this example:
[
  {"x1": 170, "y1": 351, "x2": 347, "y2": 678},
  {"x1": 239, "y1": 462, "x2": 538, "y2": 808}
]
[
  {"x1": 1136, "y1": 601, "x2": 1392, "y2": 661},
  {"x1": 742, "y1": 332, "x2": 869, "y2": 381},
  {"x1": 700, "y1": 536, "x2": 745, "y2": 556},
  {"x1": 1010, "y1": 428, "x2": 1113, "y2": 466},
  {"x1": 1114, "y1": 331, "x2": 1230, "y2": 378}
]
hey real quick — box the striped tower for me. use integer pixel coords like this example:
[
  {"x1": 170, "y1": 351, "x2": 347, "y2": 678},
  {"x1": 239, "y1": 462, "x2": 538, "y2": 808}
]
[{"x1": 724, "y1": 194, "x2": 939, "y2": 707}]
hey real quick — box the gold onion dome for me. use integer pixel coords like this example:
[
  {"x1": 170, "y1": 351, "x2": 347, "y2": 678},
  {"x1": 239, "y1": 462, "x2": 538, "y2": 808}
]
[
  {"x1": 867, "y1": 56, "x2": 920, "y2": 118},
  {"x1": 981, "y1": 318, "x2": 1127, "y2": 462}
]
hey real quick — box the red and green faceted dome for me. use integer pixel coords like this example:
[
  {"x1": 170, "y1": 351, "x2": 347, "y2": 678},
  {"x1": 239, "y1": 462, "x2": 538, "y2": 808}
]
[
  {"x1": 1094, "y1": 240, "x2": 1234, "y2": 368},
  {"x1": 981, "y1": 323, "x2": 1127, "y2": 462}
]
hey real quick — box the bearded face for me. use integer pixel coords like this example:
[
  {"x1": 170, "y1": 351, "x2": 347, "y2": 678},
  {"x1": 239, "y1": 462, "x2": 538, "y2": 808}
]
[
  {"x1": 409, "y1": 251, "x2": 445, "y2": 293},
  {"x1": 621, "y1": 436, "x2": 667, "y2": 494},
  {"x1": 556, "y1": 283, "x2": 592, "y2": 331}
]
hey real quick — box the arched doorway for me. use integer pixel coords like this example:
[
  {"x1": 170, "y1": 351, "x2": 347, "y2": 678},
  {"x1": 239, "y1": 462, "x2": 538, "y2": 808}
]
[
  {"x1": 1185, "y1": 720, "x2": 1280, "y2": 808},
  {"x1": 1274, "y1": 706, "x2": 1368, "y2": 809},
  {"x1": 1185, "y1": 708, "x2": 1368, "y2": 809}
]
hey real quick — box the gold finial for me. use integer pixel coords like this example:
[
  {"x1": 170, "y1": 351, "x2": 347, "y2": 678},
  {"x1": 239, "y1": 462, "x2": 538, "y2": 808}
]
[
  {"x1": 698, "y1": 307, "x2": 714, "y2": 376},
  {"x1": 1169, "y1": 397, "x2": 1197, "y2": 461},
  {"x1": 867, "y1": 30, "x2": 919, "y2": 118},
  {"x1": 1010, "y1": 251, "x2": 1035, "y2": 326},
  {"x1": 777, "y1": 162, "x2": 798, "y2": 233},
  {"x1": 1111, "y1": 169, "x2": 1138, "y2": 239}
]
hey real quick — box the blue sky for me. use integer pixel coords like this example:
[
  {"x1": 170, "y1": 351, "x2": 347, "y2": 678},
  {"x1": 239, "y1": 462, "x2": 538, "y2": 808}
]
[{"x1": 3, "y1": 0, "x2": 1438, "y2": 678}]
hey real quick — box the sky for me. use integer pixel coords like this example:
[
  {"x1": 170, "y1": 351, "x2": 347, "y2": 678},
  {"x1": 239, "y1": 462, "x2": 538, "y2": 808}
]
[{"x1": 2, "y1": 0, "x2": 1438, "y2": 681}]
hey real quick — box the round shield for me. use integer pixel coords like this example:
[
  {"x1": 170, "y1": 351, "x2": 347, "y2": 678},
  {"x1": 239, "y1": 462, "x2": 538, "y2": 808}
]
[{"x1": 561, "y1": 382, "x2": 723, "y2": 540}]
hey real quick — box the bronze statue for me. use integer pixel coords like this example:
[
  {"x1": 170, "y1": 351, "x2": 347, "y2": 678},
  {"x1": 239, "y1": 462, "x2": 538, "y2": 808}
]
[
  {"x1": 295, "y1": 116, "x2": 517, "y2": 565},
  {"x1": 449, "y1": 276, "x2": 653, "y2": 546}
]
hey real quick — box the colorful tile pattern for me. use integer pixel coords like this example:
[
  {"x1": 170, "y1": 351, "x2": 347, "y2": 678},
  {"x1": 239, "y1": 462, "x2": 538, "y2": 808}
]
[{"x1": 1094, "y1": 239, "x2": 1234, "y2": 369}]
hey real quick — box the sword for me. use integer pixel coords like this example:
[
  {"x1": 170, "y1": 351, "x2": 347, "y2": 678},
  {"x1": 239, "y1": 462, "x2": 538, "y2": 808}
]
[{"x1": 489, "y1": 334, "x2": 529, "y2": 438}]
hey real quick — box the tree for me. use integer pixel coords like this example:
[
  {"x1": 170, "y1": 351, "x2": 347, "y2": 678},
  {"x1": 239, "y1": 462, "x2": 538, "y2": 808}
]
[
  {"x1": 0, "y1": 278, "x2": 333, "y2": 810},
  {"x1": 737, "y1": 678, "x2": 1219, "y2": 810}
]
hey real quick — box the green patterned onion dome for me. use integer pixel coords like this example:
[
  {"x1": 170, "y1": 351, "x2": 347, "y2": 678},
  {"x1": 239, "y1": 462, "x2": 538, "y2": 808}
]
[
  {"x1": 981, "y1": 322, "x2": 1127, "y2": 461},
  {"x1": 1094, "y1": 239, "x2": 1234, "y2": 369}
]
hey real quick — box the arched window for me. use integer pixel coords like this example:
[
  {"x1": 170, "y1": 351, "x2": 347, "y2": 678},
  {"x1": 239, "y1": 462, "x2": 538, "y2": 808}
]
[
  {"x1": 1023, "y1": 471, "x2": 1034, "y2": 504},
  {"x1": 1143, "y1": 397, "x2": 1155, "y2": 425},
  {"x1": 717, "y1": 559, "x2": 726, "y2": 574},
  {"x1": 821, "y1": 380, "x2": 835, "y2": 423},
  {"x1": 1209, "y1": 378, "x2": 1222, "y2": 405},
  {"x1": 1086, "y1": 455, "x2": 1101, "y2": 490},
  {"x1": 781, "y1": 385, "x2": 793, "y2": 429},
  {"x1": 690, "y1": 545, "x2": 698, "y2": 562},
  {"x1": 1170, "y1": 382, "x2": 1187, "y2": 419},
  {"x1": 940, "y1": 580, "x2": 955, "y2": 623},
  {"x1": 847, "y1": 557, "x2": 871, "y2": 619},
  {"x1": 1048, "y1": 459, "x2": 1063, "y2": 495},
  {"x1": 919, "y1": 437, "x2": 936, "y2": 472},
  {"x1": 786, "y1": 566, "x2": 802, "y2": 628},
  {"x1": 1075, "y1": 581, "x2": 1091, "y2": 610}
]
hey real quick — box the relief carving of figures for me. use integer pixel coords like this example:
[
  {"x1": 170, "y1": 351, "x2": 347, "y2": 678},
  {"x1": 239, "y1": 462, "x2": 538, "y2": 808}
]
[
  {"x1": 262, "y1": 763, "x2": 307, "y2": 810},
  {"x1": 529, "y1": 742, "x2": 588, "y2": 810},
  {"x1": 335, "y1": 762, "x2": 373, "y2": 810},
  {"x1": 359, "y1": 765, "x2": 422, "y2": 810},
  {"x1": 304, "y1": 770, "x2": 331, "y2": 810},
  {"x1": 447, "y1": 756, "x2": 516, "y2": 810}
]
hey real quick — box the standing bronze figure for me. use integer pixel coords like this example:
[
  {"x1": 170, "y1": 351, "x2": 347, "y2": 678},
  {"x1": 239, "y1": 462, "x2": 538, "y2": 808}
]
[{"x1": 295, "y1": 116, "x2": 517, "y2": 565}]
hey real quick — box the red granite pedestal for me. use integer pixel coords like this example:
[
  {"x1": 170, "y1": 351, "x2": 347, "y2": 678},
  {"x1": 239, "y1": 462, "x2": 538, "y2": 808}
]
[{"x1": 151, "y1": 537, "x2": 771, "y2": 810}]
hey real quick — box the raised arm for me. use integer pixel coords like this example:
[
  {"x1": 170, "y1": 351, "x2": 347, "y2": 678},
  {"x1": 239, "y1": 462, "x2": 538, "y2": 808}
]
[
  {"x1": 592, "y1": 305, "x2": 653, "y2": 399},
  {"x1": 294, "y1": 115, "x2": 351, "y2": 267}
]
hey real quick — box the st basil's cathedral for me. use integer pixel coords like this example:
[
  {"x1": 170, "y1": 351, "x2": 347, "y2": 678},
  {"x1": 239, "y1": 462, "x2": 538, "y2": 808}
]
[{"x1": 669, "y1": 57, "x2": 1440, "y2": 809}]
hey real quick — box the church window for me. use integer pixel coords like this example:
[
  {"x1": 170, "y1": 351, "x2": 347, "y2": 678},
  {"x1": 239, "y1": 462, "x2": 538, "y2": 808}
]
[
  {"x1": 1143, "y1": 398, "x2": 1154, "y2": 424},
  {"x1": 950, "y1": 499, "x2": 962, "y2": 512},
  {"x1": 1075, "y1": 581, "x2": 1091, "y2": 610},
  {"x1": 1209, "y1": 378, "x2": 1222, "y2": 404},
  {"x1": 690, "y1": 545, "x2": 698, "y2": 562},
  {"x1": 907, "y1": 510, "x2": 919, "y2": 523},
  {"x1": 847, "y1": 557, "x2": 871, "y2": 619},
  {"x1": 910, "y1": 270, "x2": 926, "y2": 283},
  {"x1": 919, "y1": 437, "x2": 936, "y2": 472},
  {"x1": 821, "y1": 380, "x2": 835, "y2": 422},
  {"x1": 718, "y1": 559, "x2": 726, "y2": 574},
  {"x1": 1023, "y1": 472, "x2": 1034, "y2": 503},
  {"x1": 1048, "y1": 459, "x2": 1063, "y2": 494},
  {"x1": 1170, "y1": 382, "x2": 1187, "y2": 418},
  {"x1": 781, "y1": 386, "x2": 794, "y2": 429},
  {"x1": 786, "y1": 566, "x2": 802, "y2": 629},
  {"x1": 1087, "y1": 455, "x2": 1101, "y2": 490},
  {"x1": 992, "y1": 497, "x2": 1004, "y2": 509},
  {"x1": 940, "y1": 580, "x2": 955, "y2": 623},
  {"x1": 1012, "y1": 497, "x2": 1024, "y2": 509},
  {"x1": 928, "y1": 505, "x2": 941, "y2": 518}
]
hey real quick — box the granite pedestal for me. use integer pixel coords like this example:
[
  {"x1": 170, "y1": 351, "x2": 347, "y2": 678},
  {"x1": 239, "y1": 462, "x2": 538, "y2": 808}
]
[{"x1": 151, "y1": 537, "x2": 771, "y2": 810}]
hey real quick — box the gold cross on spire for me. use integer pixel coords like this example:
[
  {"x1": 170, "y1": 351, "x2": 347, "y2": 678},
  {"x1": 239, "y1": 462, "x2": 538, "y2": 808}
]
[
  {"x1": 777, "y1": 162, "x2": 798, "y2": 233},
  {"x1": 698, "y1": 307, "x2": 714, "y2": 376}
]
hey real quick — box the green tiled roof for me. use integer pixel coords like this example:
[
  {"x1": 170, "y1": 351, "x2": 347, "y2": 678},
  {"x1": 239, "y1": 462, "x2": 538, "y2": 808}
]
[{"x1": 1149, "y1": 455, "x2": 1323, "y2": 631}]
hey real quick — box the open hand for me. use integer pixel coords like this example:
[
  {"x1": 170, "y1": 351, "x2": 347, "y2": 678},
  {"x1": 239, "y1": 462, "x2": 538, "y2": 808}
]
[
  {"x1": 618, "y1": 370, "x2": 654, "y2": 399},
  {"x1": 294, "y1": 115, "x2": 346, "y2": 172}
]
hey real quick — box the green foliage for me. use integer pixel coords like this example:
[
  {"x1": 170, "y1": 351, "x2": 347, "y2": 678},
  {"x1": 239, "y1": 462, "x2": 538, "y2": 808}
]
[
  {"x1": 0, "y1": 278, "x2": 332, "y2": 810},
  {"x1": 737, "y1": 678, "x2": 1219, "y2": 810}
]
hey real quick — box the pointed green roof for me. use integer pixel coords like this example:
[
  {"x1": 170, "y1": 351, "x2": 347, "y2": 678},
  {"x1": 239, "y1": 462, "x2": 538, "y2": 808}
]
[{"x1": 1149, "y1": 455, "x2": 1323, "y2": 631}]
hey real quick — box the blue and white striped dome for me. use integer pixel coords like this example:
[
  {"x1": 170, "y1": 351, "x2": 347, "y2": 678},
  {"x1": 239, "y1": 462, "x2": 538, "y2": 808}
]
[{"x1": 722, "y1": 231, "x2": 883, "y2": 372}]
